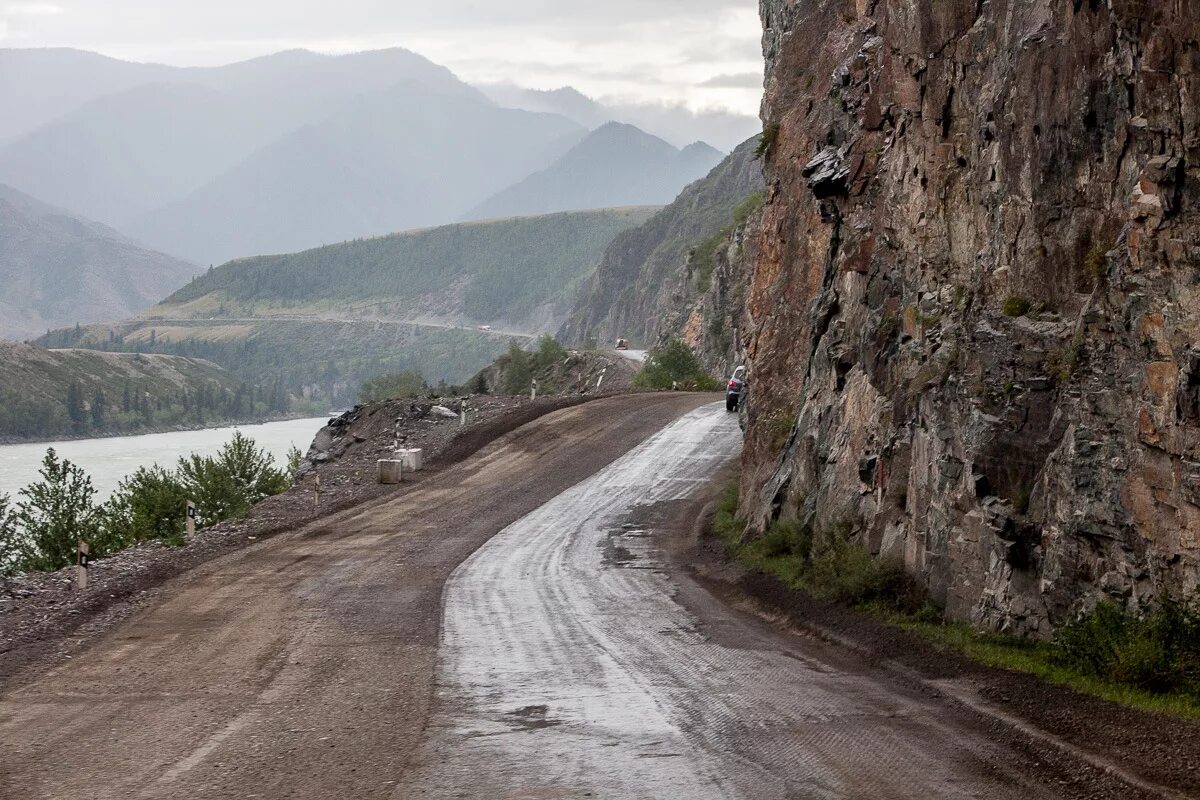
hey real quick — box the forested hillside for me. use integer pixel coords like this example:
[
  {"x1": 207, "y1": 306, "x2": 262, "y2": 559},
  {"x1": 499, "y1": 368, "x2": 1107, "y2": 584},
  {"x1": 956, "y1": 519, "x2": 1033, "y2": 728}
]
[
  {"x1": 0, "y1": 342, "x2": 278, "y2": 441},
  {"x1": 157, "y1": 208, "x2": 656, "y2": 326}
]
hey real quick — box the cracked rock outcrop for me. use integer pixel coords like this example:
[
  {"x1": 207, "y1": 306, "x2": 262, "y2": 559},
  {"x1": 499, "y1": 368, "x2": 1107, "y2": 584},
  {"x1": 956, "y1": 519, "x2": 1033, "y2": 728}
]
[{"x1": 739, "y1": 0, "x2": 1200, "y2": 634}]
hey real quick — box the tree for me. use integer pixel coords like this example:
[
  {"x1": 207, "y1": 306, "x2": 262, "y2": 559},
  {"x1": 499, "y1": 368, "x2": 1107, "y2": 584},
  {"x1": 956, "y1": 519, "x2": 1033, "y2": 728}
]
[
  {"x1": 99, "y1": 466, "x2": 190, "y2": 551},
  {"x1": 177, "y1": 432, "x2": 288, "y2": 526},
  {"x1": 15, "y1": 449, "x2": 100, "y2": 572},
  {"x1": 91, "y1": 388, "x2": 106, "y2": 428},
  {"x1": 532, "y1": 335, "x2": 568, "y2": 370},
  {"x1": 470, "y1": 372, "x2": 489, "y2": 395},
  {"x1": 633, "y1": 339, "x2": 721, "y2": 391},
  {"x1": 66, "y1": 380, "x2": 87, "y2": 433},
  {"x1": 285, "y1": 446, "x2": 304, "y2": 485},
  {"x1": 502, "y1": 341, "x2": 533, "y2": 395},
  {"x1": 0, "y1": 494, "x2": 21, "y2": 577}
]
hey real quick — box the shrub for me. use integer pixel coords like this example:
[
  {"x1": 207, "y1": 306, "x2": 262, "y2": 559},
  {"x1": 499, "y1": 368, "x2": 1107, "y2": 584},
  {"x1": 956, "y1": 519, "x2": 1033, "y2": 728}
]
[
  {"x1": 101, "y1": 466, "x2": 191, "y2": 550},
  {"x1": 14, "y1": 449, "x2": 101, "y2": 573},
  {"x1": 1053, "y1": 597, "x2": 1200, "y2": 698},
  {"x1": 177, "y1": 432, "x2": 288, "y2": 526},
  {"x1": 500, "y1": 341, "x2": 533, "y2": 395},
  {"x1": 633, "y1": 339, "x2": 722, "y2": 391},
  {"x1": 1085, "y1": 245, "x2": 1108, "y2": 282},
  {"x1": 1002, "y1": 295, "x2": 1032, "y2": 317},
  {"x1": 360, "y1": 370, "x2": 427, "y2": 403},
  {"x1": 755, "y1": 124, "x2": 780, "y2": 160},
  {"x1": 733, "y1": 192, "x2": 766, "y2": 226}
]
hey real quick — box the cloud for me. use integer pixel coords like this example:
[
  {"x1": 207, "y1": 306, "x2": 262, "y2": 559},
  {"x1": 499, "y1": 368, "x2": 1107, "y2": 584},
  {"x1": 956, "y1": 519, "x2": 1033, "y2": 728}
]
[
  {"x1": 698, "y1": 72, "x2": 762, "y2": 89},
  {"x1": 5, "y1": 2, "x2": 64, "y2": 14}
]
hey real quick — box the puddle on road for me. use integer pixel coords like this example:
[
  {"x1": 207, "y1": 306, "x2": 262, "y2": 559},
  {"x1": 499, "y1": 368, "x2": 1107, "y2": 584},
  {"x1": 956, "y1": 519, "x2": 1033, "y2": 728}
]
[
  {"x1": 507, "y1": 704, "x2": 563, "y2": 732},
  {"x1": 600, "y1": 523, "x2": 659, "y2": 569}
]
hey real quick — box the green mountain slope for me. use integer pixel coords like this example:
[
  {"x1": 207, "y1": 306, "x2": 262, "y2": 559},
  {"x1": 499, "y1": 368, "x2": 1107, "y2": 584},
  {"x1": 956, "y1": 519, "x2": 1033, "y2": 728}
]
[
  {"x1": 157, "y1": 207, "x2": 657, "y2": 326},
  {"x1": 0, "y1": 342, "x2": 269, "y2": 441},
  {"x1": 44, "y1": 208, "x2": 656, "y2": 408}
]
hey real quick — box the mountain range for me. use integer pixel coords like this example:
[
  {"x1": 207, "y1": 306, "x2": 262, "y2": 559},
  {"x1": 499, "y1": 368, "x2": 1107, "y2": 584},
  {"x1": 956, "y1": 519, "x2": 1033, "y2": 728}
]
[
  {"x1": 0, "y1": 183, "x2": 196, "y2": 340},
  {"x1": 0, "y1": 47, "x2": 733, "y2": 268},
  {"x1": 465, "y1": 123, "x2": 723, "y2": 222}
]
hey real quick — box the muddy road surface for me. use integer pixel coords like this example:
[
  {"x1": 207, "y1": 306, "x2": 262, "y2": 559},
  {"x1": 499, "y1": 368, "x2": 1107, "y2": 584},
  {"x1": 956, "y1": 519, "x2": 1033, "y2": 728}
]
[{"x1": 0, "y1": 396, "x2": 1138, "y2": 799}]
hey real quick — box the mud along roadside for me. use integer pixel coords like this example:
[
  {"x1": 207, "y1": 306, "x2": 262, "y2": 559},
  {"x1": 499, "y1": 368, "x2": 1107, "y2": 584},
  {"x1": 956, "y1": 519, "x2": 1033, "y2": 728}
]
[{"x1": 650, "y1": 479, "x2": 1200, "y2": 799}]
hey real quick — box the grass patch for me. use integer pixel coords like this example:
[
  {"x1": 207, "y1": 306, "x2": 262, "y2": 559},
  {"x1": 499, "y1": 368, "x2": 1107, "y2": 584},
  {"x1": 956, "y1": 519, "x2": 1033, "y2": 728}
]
[
  {"x1": 712, "y1": 481, "x2": 1200, "y2": 719},
  {"x1": 888, "y1": 615, "x2": 1200, "y2": 720},
  {"x1": 713, "y1": 484, "x2": 925, "y2": 615}
]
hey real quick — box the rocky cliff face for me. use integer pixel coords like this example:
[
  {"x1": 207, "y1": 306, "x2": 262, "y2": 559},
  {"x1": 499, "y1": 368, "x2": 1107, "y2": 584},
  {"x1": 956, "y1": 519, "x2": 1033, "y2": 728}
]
[{"x1": 739, "y1": 0, "x2": 1200, "y2": 634}]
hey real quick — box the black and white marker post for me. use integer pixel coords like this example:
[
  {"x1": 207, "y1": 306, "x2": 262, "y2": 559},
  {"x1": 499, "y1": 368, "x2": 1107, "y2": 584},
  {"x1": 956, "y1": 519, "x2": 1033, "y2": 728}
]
[
  {"x1": 76, "y1": 540, "x2": 89, "y2": 591},
  {"x1": 185, "y1": 500, "x2": 197, "y2": 539}
]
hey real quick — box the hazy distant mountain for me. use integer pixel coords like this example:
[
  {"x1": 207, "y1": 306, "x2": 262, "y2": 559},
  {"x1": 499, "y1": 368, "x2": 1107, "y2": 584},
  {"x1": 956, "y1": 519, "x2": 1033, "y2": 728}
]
[
  {"x1": 0, "y1": 47, "x2": 583, "y2": 263},
  {"x1": 466, "y1": 123, "x2": 725, "y2": 222},
  {"x1": 124, "y1": 88, "x2": 584, "y2": 264},
  {"x1": 0, "y1": 184, "x2": 196, "y2": 340},
  {"x1": 0, "y1": 48, "x2": 177, "y2": 143},
  {"x1": 478, "y1": 83, "x2": 761, "y2": 152}
]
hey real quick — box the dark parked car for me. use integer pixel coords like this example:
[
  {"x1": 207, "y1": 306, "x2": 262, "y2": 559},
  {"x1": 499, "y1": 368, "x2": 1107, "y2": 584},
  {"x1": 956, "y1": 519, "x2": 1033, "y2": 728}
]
[{"x1": 725, "y1": 366, "x2": 746, "y2": 412}]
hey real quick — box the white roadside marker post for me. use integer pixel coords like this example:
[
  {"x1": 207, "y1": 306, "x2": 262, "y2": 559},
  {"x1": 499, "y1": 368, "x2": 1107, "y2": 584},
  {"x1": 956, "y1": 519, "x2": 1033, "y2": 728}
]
[
  {"x1": 315, "y1": 474, "x2": 321, "y2": 508},
  {"x1": 185, "y1": 500, "x2": 196, "y2": 539},
  {"x1": 76, "y1": 540, "x2": 89, "y2": 591},
  {"x1": 460, "y1": 404, "x2": 467, "y2": 427},
  {"x1": 531, "y1": 379, "x2": 538, "y2": 401}
]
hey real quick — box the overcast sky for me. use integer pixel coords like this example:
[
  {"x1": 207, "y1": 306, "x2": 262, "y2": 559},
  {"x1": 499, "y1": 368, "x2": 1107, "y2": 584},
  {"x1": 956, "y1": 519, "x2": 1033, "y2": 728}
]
[{"x1": 0, "y1": 1, "x2": 765, "y2": 114}]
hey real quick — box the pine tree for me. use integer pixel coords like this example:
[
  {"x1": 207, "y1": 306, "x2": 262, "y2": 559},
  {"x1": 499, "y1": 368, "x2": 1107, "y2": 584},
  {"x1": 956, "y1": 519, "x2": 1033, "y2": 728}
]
[
  {"x1": 90, "y1": 388, "x2": 106, "y2": 428},
  {"x1": 66, "y1": 380, "x2": 87, "y2": 433}
]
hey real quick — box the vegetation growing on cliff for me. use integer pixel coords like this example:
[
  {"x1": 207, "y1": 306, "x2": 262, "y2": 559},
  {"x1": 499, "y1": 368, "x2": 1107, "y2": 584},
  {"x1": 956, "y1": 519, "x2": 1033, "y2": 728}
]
[{"x1": 713, "y1": 485, "x2": 1200, "y2": 717}]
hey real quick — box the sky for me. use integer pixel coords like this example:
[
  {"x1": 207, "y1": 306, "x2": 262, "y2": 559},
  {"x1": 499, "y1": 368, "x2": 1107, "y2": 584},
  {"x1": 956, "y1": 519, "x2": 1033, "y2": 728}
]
[{"x1": 0, "y1": 1, "x2": 765, "y2": 115}]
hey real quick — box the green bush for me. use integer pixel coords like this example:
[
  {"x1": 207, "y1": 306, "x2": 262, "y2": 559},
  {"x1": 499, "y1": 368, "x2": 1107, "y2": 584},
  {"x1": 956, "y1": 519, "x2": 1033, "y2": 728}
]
[
  {"x1": 1002, "y1": 295, "x2": 1032, "y2": 317},
  {"x1": 733, "y1": 192, "x2": 766, "y2": 227},
  {"x1": 715, "y1": 482, "x2": 926, "y2": 616},
  {"x1": 0, "y1": 494, "x2": 20, "y2": 577},
  {"x1": 177, "y1": 432, "x2": 289, "y2": 527},
  {"x1": 755, "y1": 124, "x2": 780, "y2": 160},
  {"x1": 633, "y1": 339, "x2": 722, "y2": 391},
  {"x1": 1053, "y1": 598, "x2": 1200, "y2": 698},
  {"x1": 13, "y1": 449, "x2": 101, "y2": 573},
  {"x1": 501, "y1": 341, "x2": 533, "y2": 395},
  {"x1": 360, "y1": 370, "x2": 427, "y2": 403},
  {"x1": 101, "y1": 466, "x2": 191, "y2": 550}
]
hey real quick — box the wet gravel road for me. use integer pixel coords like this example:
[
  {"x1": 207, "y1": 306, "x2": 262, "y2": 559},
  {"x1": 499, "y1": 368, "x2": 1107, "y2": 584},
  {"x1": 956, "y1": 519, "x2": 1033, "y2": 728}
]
[
  {"x1": 402, "y1": 405, "x2": 1064, "y2": 799},
  {"x1": 0, "y1": 396, "x2": 1128, "y2": 798}
]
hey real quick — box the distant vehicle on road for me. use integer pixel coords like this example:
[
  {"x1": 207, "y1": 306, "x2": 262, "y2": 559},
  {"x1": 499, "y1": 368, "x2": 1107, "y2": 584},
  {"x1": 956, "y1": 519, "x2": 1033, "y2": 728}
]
[
  {"x1": 476, "y1": 325, "x2": 492, "y2": 331},
  {"x1": 725, "y1": 366, "x2": 746, "y2": 412},
  {"x1": 615, "y1": 338, "x2": 629, "y2": 350}
]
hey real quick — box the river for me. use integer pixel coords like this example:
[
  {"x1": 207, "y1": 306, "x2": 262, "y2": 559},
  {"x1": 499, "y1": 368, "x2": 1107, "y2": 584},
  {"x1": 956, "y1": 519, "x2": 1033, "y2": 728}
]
[{"x1": 0, "y1": 417, "x2": 329, "y2": 502}]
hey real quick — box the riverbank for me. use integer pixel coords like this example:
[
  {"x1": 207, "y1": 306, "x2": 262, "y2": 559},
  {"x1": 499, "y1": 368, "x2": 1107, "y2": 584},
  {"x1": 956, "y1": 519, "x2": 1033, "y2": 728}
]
[
  {"x1": 0, "y1": 411, "x2": 315, "y2": 447},
  {"x1": 0, "y1": 417, "x2": 328, "y2": 501}
]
